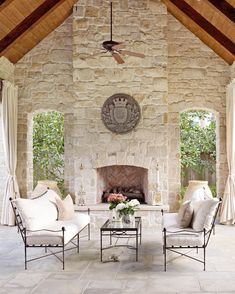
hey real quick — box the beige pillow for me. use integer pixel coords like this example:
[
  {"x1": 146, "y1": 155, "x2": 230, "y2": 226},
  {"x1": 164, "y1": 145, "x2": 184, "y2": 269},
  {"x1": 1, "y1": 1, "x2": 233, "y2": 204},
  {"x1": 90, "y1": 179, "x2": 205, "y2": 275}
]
[
  {"x1": 192, "y1": 198, "x2": 219, "y2": 231},
  {"x1": 55, "y1": 194, "x2": 75, "y2": 220},
  {"x1": 177, "y1": 200, "x2": 194, "y2": 228}
]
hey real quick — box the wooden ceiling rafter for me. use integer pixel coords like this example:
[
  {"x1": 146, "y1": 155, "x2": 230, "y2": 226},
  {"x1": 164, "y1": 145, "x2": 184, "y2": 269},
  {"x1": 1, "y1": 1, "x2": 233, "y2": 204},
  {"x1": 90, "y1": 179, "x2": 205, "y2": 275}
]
[
  {"x1": 162, "y1": 0, "x2": 235, "y2": 64},
  {"x1": 208, "y1": 0, "x2": 235, "y2": 23},
  {"x1": 184, "y1": 0, "x2": 235, "y2": 43},
  {"x1": 0, "y1": 0, "x2": 14, "y2": 13},
  {"x1": 0, "y1": 0, "x2": 76, "y2": 63},
  {"x1": 169, "y1": 0, "x2": 235, "y2": 55},
  {"x1": 0, "y1": 0, "x2": 65, "y2": 53}
]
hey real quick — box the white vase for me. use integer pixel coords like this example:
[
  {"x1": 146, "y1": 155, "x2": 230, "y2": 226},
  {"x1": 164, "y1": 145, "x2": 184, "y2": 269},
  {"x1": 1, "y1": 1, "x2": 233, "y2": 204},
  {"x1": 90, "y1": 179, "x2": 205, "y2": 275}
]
[
  {"x1": 183, "y1": 180, "x2": 213, "y2": 202},
  {"x1": 111, "y1": 209, "x2": 122, "y2": 221},
  {"x1": 122, "y1": 214, "x2": 135, "y2": 224}
]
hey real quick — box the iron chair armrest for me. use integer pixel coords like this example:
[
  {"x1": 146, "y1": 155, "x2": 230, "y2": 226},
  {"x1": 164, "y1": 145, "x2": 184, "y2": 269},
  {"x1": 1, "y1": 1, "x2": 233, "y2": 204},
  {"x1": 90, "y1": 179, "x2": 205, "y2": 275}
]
[
  {"x1": 25, "y1": 227, "x2": 65, "y2": 234},
  {"x1": 162, "y1": 227, "x2": 205, "y2": 234}
]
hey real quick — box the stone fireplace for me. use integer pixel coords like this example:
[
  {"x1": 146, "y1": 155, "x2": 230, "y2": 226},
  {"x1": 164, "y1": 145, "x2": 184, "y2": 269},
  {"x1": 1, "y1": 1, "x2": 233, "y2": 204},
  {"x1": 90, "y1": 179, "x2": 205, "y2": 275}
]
[{"x1": 97, "y1": 165, "x2": 148, "y2": 204}]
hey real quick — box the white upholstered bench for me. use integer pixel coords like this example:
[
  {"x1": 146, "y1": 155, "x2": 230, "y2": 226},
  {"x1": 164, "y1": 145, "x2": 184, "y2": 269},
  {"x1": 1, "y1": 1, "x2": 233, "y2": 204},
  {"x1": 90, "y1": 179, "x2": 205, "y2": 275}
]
[{"x1": 10, "y1": 189, "x2": 90, "y2": 270}]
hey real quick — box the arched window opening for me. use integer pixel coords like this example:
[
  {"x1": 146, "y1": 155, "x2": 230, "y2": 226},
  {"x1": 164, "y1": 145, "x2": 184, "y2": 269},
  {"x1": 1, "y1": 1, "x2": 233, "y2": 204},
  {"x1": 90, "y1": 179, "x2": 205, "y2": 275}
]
[
  {"x1": 33, "y1": 111, "x2": 65, "y2": 194},
  {"x1": 180, "y1": 110, "x2": 216, "y2": 197}
]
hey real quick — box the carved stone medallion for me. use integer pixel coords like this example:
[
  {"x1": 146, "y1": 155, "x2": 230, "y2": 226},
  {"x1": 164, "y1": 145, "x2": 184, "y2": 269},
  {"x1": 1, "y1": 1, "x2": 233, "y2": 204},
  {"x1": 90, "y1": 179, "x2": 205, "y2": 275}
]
[{"x1": 101, "y1": 93, "x2": 141, "y2": 134}]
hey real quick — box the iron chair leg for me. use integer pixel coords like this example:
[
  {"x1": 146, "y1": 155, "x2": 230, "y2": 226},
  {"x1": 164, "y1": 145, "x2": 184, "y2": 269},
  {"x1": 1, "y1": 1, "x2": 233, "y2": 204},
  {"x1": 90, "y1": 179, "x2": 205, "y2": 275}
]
[
  {"x1": 62, "y1": 227, "x2": 65, "y2": 270},
  {"x1": 77, "y1": 234, "x2": 79, "y2": 253},
  {"x1": 163, "y1": 228, "x2": 166, "y2": 271},
  {"x1": 24, "y1": 244, "x2": 27, "y2": 270}
]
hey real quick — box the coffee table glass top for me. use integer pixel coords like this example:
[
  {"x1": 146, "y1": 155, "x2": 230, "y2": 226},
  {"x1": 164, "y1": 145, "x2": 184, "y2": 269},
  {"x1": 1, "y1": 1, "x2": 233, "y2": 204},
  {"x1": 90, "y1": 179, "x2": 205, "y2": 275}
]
[{"x1": 101, "y1": 217, "x2": 141, "y2": 231}]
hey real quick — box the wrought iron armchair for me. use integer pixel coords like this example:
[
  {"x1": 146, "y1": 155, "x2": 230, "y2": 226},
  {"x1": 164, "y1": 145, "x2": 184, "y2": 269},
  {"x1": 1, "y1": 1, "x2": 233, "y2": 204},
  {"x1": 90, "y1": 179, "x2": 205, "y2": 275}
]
[
  {"x1": 10, "y1": 197, "x2": 90, "y2": 270},
  {"x1": 162, "y1": 198, "x2": 221, "y2": 271}
]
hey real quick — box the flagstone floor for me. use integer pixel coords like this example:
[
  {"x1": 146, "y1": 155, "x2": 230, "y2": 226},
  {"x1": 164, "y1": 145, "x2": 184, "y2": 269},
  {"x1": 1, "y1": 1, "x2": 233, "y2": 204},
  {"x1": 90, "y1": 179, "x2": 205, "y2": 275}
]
[{"x1": 0, "y1": 223, "x2": 235, "y2": 294}]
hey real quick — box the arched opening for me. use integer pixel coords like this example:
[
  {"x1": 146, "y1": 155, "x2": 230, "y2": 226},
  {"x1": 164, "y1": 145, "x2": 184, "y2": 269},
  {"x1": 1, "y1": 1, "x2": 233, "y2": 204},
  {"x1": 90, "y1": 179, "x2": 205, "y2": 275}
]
[
  {"x1": 33, "y1": 111, "x2": 65, "y2": 194},
  {"x1": 180, "y1": 110, "x2": 217, "y2": 197}
]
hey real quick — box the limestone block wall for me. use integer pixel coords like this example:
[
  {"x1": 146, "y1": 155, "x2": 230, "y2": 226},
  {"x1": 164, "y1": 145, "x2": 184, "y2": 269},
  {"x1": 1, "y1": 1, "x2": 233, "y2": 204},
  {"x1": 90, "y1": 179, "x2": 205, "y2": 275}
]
[
  {"x1": 14, "y1": 17, "x2": 74, "y2": 196},
  {"x1": 73, "y1": 0, "x2": 168, "y2": 204},
  {"x1": 167, "y1": 15, "x2": 230, "y2": 209},
  {"x1": 11, "y1": 0, "x2": 231, "y2": 210}
]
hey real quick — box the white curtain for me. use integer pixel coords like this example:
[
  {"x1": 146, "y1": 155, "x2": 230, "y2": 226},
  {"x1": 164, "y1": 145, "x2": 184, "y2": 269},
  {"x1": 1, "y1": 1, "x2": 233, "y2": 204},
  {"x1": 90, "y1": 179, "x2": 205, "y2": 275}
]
[
  {"x1": 220, "y1": 79, "x2": 235, "y2": 225},
  {"x1": 1, "y1": 80, "x2": 20, "y2": 226}
]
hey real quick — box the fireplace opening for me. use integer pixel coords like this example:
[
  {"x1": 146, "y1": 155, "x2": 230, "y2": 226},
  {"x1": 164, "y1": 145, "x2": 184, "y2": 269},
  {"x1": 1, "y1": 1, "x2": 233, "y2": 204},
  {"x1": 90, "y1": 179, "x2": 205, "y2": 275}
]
[{"x1": 97, "y1": 165, "x2": 148, "y2": 204}]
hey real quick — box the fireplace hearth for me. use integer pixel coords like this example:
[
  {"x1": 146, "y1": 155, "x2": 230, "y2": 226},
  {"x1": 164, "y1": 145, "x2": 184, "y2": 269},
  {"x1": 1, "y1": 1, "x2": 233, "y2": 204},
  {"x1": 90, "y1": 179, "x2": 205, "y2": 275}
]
[{"x1": 97, "y1": 165, "x2": 148, "y2": 204}]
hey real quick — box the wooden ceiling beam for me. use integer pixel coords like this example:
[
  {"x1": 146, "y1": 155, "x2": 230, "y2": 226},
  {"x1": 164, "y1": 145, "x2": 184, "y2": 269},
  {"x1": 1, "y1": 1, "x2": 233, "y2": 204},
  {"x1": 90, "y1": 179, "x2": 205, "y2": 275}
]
[
  {"x1": 169, "y1": 0, "x2": 235, "y2": 55},
  {"x1": 185, "y1": 0, "x2": 235, "y2": 43},
  {"x1": 208, "y1": 0, "x2": 235, "y2": 23},
  {"x1": 0, "y1": 0, "x2": 14, "y2": 13},
  {"x1": 0, "y1": 0, "x2": 64, "y2": 53},
  {"x1": 162, "y1": 0, "x2": 235, "y2": 64}
]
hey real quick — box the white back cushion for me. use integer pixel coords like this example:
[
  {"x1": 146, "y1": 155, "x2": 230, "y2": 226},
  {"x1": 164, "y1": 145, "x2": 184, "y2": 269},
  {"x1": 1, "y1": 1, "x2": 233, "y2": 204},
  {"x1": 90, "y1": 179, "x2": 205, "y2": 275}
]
[
  {"x1": 14, "y1": 189, "x2": 59, "y2": 230},
  {"x1": 192, "y1": 198, "x2": 219, "y2": 231}
]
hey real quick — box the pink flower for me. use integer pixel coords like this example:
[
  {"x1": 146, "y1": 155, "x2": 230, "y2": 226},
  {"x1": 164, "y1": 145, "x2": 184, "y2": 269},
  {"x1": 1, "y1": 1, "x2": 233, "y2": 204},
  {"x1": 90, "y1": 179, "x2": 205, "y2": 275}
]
[{"x1": 107, "y1": 193, "x2": 127, "y2": 203}]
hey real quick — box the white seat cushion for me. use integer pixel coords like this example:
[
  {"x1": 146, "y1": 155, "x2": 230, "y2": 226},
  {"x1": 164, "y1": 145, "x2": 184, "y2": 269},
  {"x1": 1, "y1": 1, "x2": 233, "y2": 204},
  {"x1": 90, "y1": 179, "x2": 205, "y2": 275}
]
[
  {"x1": 14, "y1": 189, "x2": 59, "y2": 230},
  {"x1": 166, "y1": 232, "x2": 203, "y2": 247},
  {"x1": 26, "y1": 213, "x2": 90, "y2": 246},
  {"x1": 163, "y1": 213, "x2": 203, "y2": 247}
]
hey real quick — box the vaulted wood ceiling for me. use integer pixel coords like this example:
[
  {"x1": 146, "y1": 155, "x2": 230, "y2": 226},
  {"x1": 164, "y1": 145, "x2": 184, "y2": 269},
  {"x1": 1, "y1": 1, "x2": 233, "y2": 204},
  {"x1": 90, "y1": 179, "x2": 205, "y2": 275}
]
[
  {"x1": 161, "y1": 0, "x2": 235, "y2": 64},
  {"x1": 0, "y1": 0, "x2": 234, "y2": 65},
  {"x1": 0, "y1": 0, "x2": 77, "y2": 64}
]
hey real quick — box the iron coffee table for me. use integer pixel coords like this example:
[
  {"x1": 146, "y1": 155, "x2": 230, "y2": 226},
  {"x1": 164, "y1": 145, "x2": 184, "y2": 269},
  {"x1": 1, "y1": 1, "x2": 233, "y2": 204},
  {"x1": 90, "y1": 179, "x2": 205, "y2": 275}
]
[{"x1": 100, "y1": 217, "x2": 142, "y2": 262}]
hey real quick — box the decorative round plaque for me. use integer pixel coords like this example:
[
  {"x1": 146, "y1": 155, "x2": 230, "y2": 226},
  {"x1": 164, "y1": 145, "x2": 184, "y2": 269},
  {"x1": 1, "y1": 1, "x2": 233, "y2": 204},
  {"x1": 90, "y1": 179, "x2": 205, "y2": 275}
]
[{"x1": 101, "y1": 93, "x2": 141, "y2": 134}]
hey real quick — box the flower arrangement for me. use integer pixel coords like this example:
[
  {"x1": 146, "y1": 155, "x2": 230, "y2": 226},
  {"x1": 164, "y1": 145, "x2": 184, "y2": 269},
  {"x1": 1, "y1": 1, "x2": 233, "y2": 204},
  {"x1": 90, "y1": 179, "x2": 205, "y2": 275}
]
[
  {"x1": 115, "y1": 199, "x2": 140, "y2": 216},
  {"x1": 107, "y1": 193, "x2": 127, "y2": 210}
]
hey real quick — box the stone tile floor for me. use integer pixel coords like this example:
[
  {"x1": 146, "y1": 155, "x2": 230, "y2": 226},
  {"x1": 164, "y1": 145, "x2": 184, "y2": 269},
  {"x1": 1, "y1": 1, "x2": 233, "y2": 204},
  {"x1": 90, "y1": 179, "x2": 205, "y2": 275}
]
[{"x1": 0, "y1": 223, "x2": 235, "y2": 294}]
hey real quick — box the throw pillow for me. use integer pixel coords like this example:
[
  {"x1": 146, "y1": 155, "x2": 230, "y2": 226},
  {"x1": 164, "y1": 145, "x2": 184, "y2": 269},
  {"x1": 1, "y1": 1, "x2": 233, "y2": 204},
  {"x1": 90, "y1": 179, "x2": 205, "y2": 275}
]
[
  {"x1": 14, "y1": 189, "x2": 59, "y2": 230},
  {"x1": 192, "y1": 198, "x2": 219, "y2": 231},
  {"x1": 177, "y1": 200, "x2": 194, "y2": 228},
  {"x1": 55, "y1": 194, "x2": 75, "y2": 220}
]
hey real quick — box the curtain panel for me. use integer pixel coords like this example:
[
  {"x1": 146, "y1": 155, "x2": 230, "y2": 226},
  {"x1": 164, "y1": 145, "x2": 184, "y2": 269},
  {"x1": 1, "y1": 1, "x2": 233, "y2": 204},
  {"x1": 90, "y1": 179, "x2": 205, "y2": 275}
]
[
  {"x1": 1, "y1": 80, "x2": 20, "y2": 226},
  {"x1": 220, "y1": 79, "x2": 235, "y2": 225}
]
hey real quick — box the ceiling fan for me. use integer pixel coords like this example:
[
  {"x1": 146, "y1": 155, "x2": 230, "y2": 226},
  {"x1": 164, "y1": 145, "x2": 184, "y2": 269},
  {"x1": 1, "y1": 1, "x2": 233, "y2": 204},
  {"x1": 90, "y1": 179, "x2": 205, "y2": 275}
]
[{"x1": 101, "y1": 1, "x2": 145, "y2": 64}]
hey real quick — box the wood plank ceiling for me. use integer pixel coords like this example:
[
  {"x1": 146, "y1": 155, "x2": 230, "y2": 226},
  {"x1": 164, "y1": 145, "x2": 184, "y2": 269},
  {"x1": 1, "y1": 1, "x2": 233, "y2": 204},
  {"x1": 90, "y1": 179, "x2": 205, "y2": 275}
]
[
  {"x1": 161, "y1": 0, "x2": 235, "y2": 64},
  {"x1": 0, "y1": 0, "x2": 77, "y2": 63},
  {"x1": 0, "y1": 0, "x2": 234, "y2": 65}
]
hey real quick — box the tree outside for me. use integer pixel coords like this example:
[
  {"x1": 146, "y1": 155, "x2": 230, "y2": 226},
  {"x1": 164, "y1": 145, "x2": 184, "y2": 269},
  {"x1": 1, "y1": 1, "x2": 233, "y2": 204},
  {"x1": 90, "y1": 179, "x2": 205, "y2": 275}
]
[
  {"x1": 33, "y1": 111, "x2": 65, "y2": 194},
  {"x1": 180, "y1": 110, "x2": 216, "y2": 196}
]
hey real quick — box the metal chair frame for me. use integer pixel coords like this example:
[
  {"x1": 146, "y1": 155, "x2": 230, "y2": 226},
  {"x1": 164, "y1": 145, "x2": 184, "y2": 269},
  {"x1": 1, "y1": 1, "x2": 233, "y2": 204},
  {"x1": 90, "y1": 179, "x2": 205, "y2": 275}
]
[
  {"x1": 10, "y1": 198, "x2": 91, "y2": 270},
  {"x1": 162, "y1": 199, "x2": 221, "y2": 271}
]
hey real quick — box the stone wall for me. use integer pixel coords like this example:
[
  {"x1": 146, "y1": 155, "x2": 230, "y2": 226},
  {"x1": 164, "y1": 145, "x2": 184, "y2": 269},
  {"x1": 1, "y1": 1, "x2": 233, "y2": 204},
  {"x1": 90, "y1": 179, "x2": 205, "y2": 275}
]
[
  {"x1": 12, "y1": 0, "x2": 231, "y2": 210},
  {"x1": 72, "y1": 0, "x2": 168, "y2": 205},
  {"x1": 167, "y1": 14, "x2": 230, "y2": 208},
  {"x1": 14, "y1": 17, "x2": 74, "y2": 196}
]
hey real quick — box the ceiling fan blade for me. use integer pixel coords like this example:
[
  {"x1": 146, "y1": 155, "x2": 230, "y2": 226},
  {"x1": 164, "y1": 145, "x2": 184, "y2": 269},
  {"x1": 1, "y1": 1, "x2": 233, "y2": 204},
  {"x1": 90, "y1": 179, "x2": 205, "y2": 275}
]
[
  {"x1": 112, "y1": 43, "x2": 126, "y2": 50},
  {"x1": 119, "y1": 50, "x2": 145, "y2": 58},
  {"x1": 112, "y1": 52, "x2": 125, "y2": 64}
]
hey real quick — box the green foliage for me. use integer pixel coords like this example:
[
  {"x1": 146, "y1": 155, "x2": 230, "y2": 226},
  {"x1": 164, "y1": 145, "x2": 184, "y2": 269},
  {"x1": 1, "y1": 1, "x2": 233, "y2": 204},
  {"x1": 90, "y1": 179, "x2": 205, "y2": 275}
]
[
  {"x1": 33, "y1": 111, "x2": 64, "y2": 194},
  {"x1": 209, "y1": 184, "x2": 217, "y2": 197},
  {"x1": 178, "y1": 186, "x2": 187, "y2": 204},
  {"x1": 180, "y1": 110, "x2": 216, "y2": 178}
]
